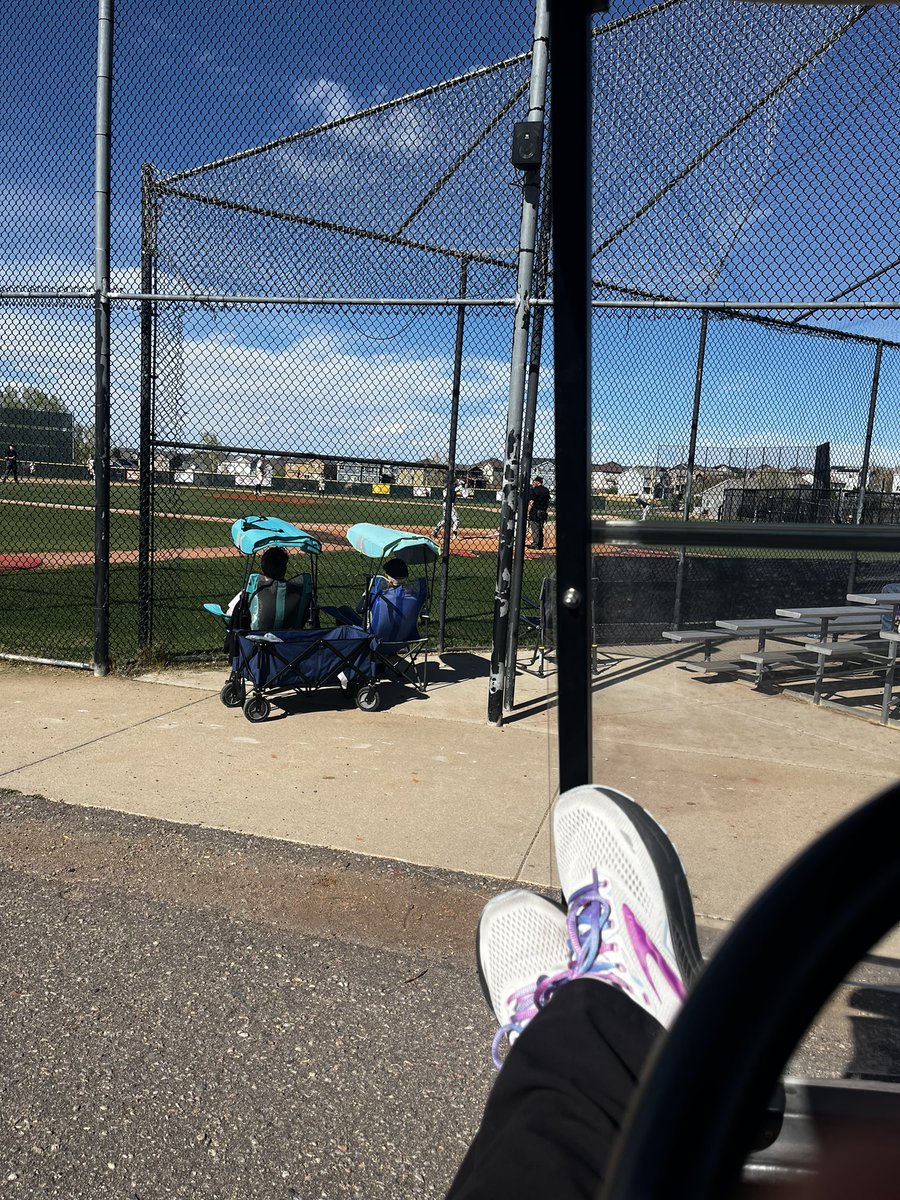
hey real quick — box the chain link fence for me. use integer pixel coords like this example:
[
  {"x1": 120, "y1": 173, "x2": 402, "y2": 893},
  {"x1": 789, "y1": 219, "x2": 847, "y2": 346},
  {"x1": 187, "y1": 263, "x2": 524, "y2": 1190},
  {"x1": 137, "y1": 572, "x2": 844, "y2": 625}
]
[{"x1": 1, "y1": 0, "x2": 898, "y2": 669}]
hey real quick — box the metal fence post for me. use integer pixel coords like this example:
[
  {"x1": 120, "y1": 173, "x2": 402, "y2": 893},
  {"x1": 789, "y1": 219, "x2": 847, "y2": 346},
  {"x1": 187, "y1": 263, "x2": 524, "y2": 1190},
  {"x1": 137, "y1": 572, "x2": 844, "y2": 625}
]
[
  {"x1": 847, "y1": 340, "x2": 882, "y2": 595},
  {"x1": 487, "y1": 0, "x2": 550, "y2": 724},
  {"x1": 672, "y1": 310, "x2": 709, "y2": 629},
  {"x1": 504, "y1": 156, "x2": 552, "y2": 710},
  {"x1": 93, "y1": 0, "x2": 114, "y2": 676},
  {"x1": 138, "y1": 164, "x2": 157, "y2": 654},
  {"x1": 437, "y1": 256, "x2": 468, "y2": 651}
]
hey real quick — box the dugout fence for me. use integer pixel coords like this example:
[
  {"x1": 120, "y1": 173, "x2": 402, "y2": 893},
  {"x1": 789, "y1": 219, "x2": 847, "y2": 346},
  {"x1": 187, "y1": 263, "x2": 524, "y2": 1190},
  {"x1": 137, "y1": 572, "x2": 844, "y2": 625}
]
[{"x1": 0, "y1": 0, "x2": 898, "y2": 714}]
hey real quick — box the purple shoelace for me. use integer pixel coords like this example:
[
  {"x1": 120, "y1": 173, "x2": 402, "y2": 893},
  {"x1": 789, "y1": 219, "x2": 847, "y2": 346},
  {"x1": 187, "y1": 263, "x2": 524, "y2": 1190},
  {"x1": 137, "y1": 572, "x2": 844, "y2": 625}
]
[{"x1": 491, "y1": 871, "x2": 628, "y2": 1068}]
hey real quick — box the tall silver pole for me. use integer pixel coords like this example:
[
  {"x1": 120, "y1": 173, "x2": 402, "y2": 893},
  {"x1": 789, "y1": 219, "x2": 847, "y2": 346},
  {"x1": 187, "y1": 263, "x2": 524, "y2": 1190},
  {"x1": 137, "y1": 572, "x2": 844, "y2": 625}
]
[
  {"x1": 487, "y1": 0, "x2": 550, "y2": 724},
  {"x1": 847, "y1": 340, "x2": 882, "y2": 595},
  {"x1": 672, "y1": 311, "x2": 708, "y2": 630},
  {"x1": 504, "y1": 156, "x2": 552, "y2": 710},
  {"x1": 93, "y1": 0, "x2": 113, "y2": 676},
  {"x1": 138, "y1": 164, "x2": 156, "y2": 653},
  {"x1": 437, "y1": 257, "x2": 468, "y2": 651}
]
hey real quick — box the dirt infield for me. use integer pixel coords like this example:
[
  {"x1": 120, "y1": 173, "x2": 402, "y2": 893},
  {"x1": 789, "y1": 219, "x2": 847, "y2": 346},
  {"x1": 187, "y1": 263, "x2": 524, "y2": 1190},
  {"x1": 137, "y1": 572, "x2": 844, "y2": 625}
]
[
  {"x1": 1, "y1": 493, "x2": 668, "y2": 568},
  {"x1": 0, "y1": 546, "x2": 243, "y2": 571},
  {"x1": 0, "y1": 536, "x2": 550, "y2": 571},
  {"x1": 0, "y1": 554, "x2": 44, "y2": 571}
]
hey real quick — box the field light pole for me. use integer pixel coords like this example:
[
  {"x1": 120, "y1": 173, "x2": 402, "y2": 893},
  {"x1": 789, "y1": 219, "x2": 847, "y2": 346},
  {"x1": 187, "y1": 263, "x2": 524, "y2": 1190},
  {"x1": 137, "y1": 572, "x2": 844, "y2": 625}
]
[
  {"x1": 93, "y1": 0, "x2": 114, "y2": 676},
  {"x1": 487, "y1": 0, "x2": 550, "y2": 724}
]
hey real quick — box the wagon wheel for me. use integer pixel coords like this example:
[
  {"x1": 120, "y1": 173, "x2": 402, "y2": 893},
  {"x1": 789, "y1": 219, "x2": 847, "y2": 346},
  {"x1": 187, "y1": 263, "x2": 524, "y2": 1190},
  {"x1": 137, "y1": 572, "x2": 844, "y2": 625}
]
[
  {"x1": 219, "y1": 679, "x2": 245, "y2": 708},
  {"x1": 602, "y1": 781, "x2": 900, "y2": 1199},
  {"x1": 243, "y1": 695, "x2": 271, "y2": 723},
  {"x1": 355, "y1": 685, "x2": 381, "y2": 712}
]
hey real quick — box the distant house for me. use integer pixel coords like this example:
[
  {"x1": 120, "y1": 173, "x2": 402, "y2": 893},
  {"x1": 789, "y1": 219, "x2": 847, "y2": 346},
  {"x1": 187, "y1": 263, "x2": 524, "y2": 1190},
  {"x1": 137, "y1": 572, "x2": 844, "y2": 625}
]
[
  {"x1": 457, "y1": 463, "x2": 486, "y2": 490},
  {"x1": 831, "y1": 468, "x2": 861, "y2": 491},
  {"x1": 473, "y1": 458, "x2": 503, "y2": 489},
  {"x1": 617, "y1": 468, "x2": 651, "y2": 497},
  {"x1": 531, "y1": 458, "x2": 556, "y2": 491},
  {"x1": 224, "y1": 454, "x2": 273, "y2": 487},
  {"x1": 394, "y1": 460, "x2": 446, "y2": 487},
  {"x1": 284, "y1": 457, "x2": 325, "y2": 481},
  {"x1": 591, "y1": 461, "x2": 624, "y2": 492},
  {"x1": 667, "y1": 464, "x2": 692, "y2": 491},
  {"x1": 798, "y1": 469, "x2": 862, "y2": 491},
  {"x1": 698, "y1": 480, "x2": 740, "y2": 518}
]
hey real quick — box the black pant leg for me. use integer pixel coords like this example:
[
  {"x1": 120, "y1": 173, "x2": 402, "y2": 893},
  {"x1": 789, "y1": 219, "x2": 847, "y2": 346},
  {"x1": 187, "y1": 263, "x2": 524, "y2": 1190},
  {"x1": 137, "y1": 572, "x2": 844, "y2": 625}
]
[{"x1": 446, "y1": 979, "x2": 663, "y2": 1200}]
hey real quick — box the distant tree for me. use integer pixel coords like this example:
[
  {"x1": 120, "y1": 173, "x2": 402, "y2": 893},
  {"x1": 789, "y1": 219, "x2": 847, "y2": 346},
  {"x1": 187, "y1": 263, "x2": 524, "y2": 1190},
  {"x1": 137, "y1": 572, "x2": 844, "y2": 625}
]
[
  {"x1": 196, "y1": 431, "x2": 226, "y2": 474},
  {"x1": 73, "y1": 423, "x2": 94, "y2": 466},
  {"x1": 0, "y1": 384, "x2": 70, "y2": 413}
]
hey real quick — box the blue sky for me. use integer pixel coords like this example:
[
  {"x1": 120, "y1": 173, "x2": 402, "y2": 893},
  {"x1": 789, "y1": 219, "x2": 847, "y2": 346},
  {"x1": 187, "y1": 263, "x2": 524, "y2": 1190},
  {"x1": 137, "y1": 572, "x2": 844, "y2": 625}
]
[{"x1": 2, "y1": 0, "x2": 899, "y2": 469}]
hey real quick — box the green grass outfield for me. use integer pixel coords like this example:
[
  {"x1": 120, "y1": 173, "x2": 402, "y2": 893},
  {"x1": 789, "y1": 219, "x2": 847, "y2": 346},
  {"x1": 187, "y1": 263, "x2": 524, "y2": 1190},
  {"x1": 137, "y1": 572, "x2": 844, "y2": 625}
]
[
  {"x1": 0, "y1": 478, "x2": 869, "y2": 665},
  {"x1": 0, "y1": 478, "x2": 552, "y2": 661},
  {"x1": 0, "y1": 477, "x2": 657, "y2": 550}
]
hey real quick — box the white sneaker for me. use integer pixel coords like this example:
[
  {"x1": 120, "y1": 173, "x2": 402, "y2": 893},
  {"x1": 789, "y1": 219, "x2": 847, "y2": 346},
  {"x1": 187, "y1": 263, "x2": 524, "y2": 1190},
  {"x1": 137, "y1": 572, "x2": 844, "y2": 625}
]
[
  {"x1": 552, "y1": 785, "x2": 703, "y2": 1028},
  {"x1": 476, "y1": 889, "x2": 569, "y2": 1068}
]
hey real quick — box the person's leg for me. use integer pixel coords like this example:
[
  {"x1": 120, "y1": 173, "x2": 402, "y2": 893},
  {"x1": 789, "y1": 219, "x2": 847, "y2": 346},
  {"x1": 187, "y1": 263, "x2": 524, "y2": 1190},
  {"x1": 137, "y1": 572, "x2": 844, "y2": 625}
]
[
  {"x1": 448, "y1": 977, "x2": 660, "y2": 1200},
  {"x1": 528, "y1": 518, "x2": 539, "y2": 547},
  {"x1": 446, "y1": 785, "x2": 703, "y2": 1200}
]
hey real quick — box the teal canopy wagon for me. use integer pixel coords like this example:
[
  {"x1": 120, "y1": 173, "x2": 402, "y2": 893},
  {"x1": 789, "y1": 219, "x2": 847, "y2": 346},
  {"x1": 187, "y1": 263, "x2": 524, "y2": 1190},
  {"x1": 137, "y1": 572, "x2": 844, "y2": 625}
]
[
  {"x1": 203, "y1": 515, "x2": 377, "y2": 721},
  {"x1": 320, "y1": 523, "x2": 439, "y2": 704}
]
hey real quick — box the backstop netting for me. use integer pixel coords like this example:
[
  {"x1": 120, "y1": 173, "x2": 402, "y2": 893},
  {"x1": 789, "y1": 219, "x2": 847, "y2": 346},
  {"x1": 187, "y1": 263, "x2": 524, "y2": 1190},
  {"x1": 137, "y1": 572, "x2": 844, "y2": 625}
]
[{"x1": 143, "y1": 0, "x2": 900, "y2": 654}]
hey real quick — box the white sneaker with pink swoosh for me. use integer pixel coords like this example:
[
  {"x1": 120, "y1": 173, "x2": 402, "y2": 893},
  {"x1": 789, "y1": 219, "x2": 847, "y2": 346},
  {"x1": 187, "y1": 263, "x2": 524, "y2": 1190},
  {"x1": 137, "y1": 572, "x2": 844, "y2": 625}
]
[{"x1": 552, "y1": 785, "x2": 704, "y2": 1029}]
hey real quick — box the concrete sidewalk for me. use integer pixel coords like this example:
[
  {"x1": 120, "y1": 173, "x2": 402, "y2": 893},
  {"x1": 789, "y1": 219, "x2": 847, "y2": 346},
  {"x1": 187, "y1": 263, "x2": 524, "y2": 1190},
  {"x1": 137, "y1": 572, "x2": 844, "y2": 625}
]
[
  {"x1": 0, "y1": 654, "x2": 554, "y2": 886},
  {"x1": 1, "y1": 647, "x2": 897, "y2": 943}
]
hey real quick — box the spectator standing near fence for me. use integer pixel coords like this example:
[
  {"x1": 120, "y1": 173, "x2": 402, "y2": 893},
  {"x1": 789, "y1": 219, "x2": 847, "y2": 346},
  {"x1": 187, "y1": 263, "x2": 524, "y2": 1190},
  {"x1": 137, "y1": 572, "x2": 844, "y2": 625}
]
[
  {"x1": 3, "y1": 445, "x2": 18, "y2": 483},
  {"x1": 528, "y1": 476, "x2": 551, "y2": 549}
]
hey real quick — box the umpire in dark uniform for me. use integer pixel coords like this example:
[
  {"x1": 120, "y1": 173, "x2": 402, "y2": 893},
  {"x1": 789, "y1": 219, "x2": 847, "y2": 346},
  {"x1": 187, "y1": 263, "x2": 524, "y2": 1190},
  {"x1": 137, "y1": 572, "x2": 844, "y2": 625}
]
[
  {"x1": 528, "y1": 476, "x2": 551, "y2": 549},
  {"x1": 3, "y1": 444, "x2": 18, "y2": 483}
]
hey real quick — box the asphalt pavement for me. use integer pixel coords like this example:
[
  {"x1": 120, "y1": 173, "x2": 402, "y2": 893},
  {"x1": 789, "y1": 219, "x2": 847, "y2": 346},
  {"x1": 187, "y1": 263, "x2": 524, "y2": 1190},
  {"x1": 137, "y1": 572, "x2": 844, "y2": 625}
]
[
  {"x1": 0, "y1": 792, "x2": 501, "y2": 1200},
  {"x1": 2, "y1": 789, "x2": 899, "y2": 1199}
]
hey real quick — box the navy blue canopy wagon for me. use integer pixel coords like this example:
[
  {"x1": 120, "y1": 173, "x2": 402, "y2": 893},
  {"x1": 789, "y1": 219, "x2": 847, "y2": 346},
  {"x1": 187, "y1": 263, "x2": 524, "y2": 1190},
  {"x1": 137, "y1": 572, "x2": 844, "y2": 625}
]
[
  {"x1": 202, "y1": 515, "x2": 377, "y2": 722},
  {"x1": 319, "y1": 523, "x2": 439, "y2": 706}
]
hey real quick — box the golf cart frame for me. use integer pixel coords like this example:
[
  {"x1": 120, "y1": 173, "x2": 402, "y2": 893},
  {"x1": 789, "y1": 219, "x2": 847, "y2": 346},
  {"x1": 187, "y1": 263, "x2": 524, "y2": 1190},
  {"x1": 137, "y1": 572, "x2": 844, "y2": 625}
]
[{"x1": 547, "y1": 4, "x2": 900, "y2": 1196}]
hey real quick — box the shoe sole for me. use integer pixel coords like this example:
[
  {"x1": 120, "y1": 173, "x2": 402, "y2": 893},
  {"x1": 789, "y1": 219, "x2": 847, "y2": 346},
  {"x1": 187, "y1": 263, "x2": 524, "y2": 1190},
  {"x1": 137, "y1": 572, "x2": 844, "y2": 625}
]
[
  {"x1": 475, "y1": 888, "x2": 568, "y2": 1025},
  {"x1": 553, "y1": 785, "x2": 704, "y2": 987}
]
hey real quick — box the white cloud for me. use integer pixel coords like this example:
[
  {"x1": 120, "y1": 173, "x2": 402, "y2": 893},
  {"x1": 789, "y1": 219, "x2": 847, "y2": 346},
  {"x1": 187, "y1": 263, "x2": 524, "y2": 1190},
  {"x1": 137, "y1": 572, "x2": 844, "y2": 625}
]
[
  {"x1": 294, "y1": 78, "x2": 358, "y2": 127},
  {"x1": 0, "y1": 307, "x2": 512, "y2": 459},
  {"x1": 289, "y1": 76, "x2": 441, "y2": 158},
  {"x1": 368, "y1": 422, "x2": 408, "y2": 436}
]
